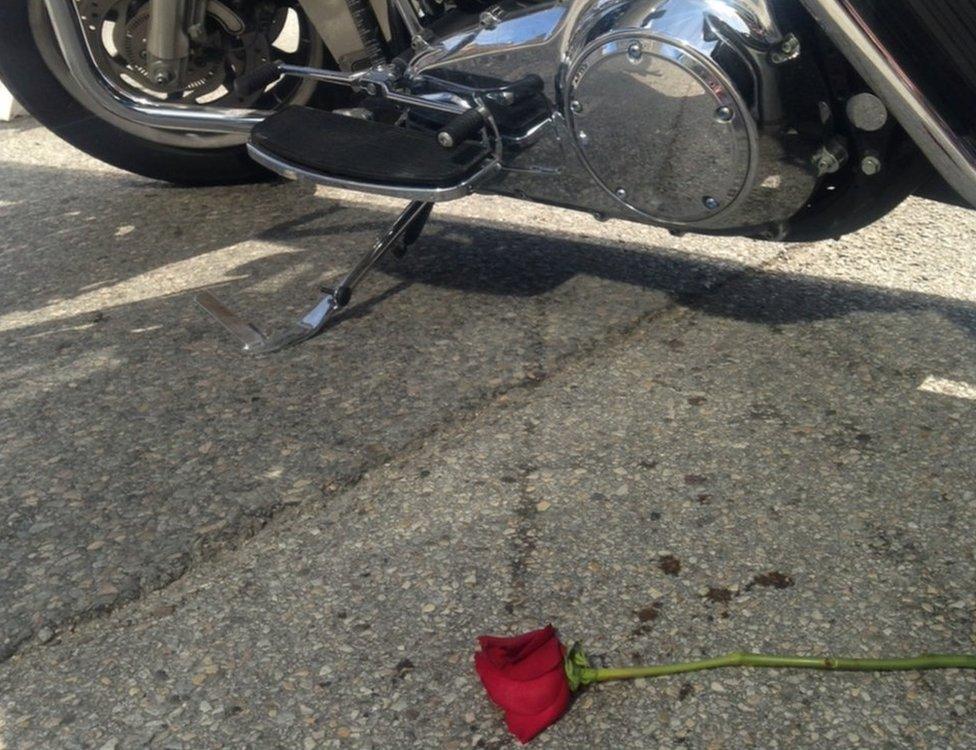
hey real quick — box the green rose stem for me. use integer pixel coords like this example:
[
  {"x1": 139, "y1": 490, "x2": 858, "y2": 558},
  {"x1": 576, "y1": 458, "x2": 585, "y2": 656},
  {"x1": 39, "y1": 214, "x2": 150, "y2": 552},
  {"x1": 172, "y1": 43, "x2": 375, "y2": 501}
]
[
  {"x1": 586, "y1": 652, "x2": 976, "y2": 684},
  {"x1": 564, "y1": 645, "x2": 976, "y2": 689}
]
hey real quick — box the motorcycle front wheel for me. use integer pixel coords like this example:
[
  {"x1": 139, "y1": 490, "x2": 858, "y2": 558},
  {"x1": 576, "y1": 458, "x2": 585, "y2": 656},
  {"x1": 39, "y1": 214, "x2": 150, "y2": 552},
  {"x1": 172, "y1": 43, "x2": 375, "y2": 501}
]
[{"x1": 0, "y1": 0, "x2": 339, "y2": 185}]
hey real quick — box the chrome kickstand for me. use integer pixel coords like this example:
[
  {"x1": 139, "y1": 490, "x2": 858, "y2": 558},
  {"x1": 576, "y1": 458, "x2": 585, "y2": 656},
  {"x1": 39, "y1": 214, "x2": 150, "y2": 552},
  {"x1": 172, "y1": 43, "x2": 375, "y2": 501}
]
[{"x1": 196, "y1": 201, "x2": 433, "y2": 355}]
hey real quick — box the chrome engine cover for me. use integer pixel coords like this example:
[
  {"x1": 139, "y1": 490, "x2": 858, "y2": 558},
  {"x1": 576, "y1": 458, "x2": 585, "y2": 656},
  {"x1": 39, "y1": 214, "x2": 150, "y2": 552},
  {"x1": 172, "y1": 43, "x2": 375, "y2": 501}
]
[
  {"x1": 566, "y1": 34, "x2": 755, "y2": 224},
  {"x1": 413, "y1": 0, "x2": 829, "y2": 235}
]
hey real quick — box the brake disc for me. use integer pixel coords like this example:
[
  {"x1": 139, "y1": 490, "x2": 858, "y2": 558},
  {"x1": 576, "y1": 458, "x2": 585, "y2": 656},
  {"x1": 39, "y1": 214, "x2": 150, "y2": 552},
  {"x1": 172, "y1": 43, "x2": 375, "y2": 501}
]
[
  {"x1": 118, "y1": 1, "x2": 229, "y2": 99},
  {"x1": 73, "y1": 0, "x2": 322, "y2": 106}
]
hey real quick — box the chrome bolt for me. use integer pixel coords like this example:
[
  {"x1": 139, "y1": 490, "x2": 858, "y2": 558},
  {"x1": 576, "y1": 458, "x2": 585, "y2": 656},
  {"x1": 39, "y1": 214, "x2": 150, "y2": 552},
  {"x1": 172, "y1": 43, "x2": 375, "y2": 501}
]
[
  {"x1": 715, "y1": 106, "x2": 734, "y2": 122},
  {"x1": 771, "y1": 33, "x2": 801, "y2": 64},
  {"x1": 615, "y1": 187, "x2": 627, "y2": 200},
  {"x1": 627, "y1": 41, "x2": 643, "y2": 62},
  {"x1": 479, "y1": 9, "x2": 499, "y2": 28},
  {"x1": 578, "y1": 130, "x2": 590, "y2": 147},
  {"x1": 365, "y1": 83, "x2": 378, "y2": 96},
  {"x1": 703, "y1": 196, "x2": 720, "y2": 211},
  {"x1": 570, "y1": 100, "x2": 583, "y2": 114},
  {"x1": 811, "y1": 138, "x2": 848, "y2": 176},
  {"x1": 861, "y1": 155, "x2": 882, "y2": 176}
]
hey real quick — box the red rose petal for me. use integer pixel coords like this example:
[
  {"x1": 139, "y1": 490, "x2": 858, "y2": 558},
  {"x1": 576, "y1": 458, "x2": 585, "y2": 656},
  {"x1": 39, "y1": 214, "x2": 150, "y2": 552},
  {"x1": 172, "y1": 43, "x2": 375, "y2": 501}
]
[
  {"x1": 503, "y1": 678, "x2": 571, "y2": 744},
  {"x1": 478, "y1": 625, "x2": 564, "y2": 680},
  {"x1": 477, "y1": 625, "x2": 553, "y2": 661},
  {"x1": 475, "y1": 652, "x2": 569, "y2": 715},
  {"x1": 475, "y1": 625, "x2": 574, "y2": 743}
]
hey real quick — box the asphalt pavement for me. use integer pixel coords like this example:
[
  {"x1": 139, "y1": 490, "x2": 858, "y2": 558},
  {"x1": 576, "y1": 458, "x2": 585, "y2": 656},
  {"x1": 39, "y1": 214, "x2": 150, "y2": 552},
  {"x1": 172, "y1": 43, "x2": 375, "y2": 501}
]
[{"x1": 1, "y1": 119, "x2": 975, "y2": 749}]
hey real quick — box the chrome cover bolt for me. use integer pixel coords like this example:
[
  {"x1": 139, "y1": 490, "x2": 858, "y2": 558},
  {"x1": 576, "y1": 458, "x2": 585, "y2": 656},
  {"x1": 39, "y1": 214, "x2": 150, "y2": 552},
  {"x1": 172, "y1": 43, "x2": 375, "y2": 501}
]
[
  {"x1": 771, "y1": 33, "x2": 801, "y2": 64},
  {"x1": 479, "y1": 9, "x2": 499, "y2": 29},
  {"x1": 627, "y1": 41, "x2": 643, "y2": 62},
  {"x1": 861, "y1": 155, "x2": 882, "y2": 176},
  {"x1": 715, "y1": 106, "x2": 734, "y2": 122},
  {"x1": 812, "y1": 138, "x2": 847, "y2": 175},
  {"x1": 578, "y1": 130, "x2": 590, "y2": 147},
  {"x1": 703, "y1": 196, "x2": 720, "y2": 211},
  {"x1": 615, "y1": 187, "x2": 628, "y2": 200},
  {"x1": 570, "y1": 99, "x2": 583, "y2": 114}
]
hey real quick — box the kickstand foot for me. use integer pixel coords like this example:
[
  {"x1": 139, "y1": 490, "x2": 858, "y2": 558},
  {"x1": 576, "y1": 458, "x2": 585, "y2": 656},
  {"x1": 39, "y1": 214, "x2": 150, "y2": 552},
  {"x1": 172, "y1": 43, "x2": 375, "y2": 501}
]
[{"x1": 196, "y1": 200, "x2": 433, "y2": 354}]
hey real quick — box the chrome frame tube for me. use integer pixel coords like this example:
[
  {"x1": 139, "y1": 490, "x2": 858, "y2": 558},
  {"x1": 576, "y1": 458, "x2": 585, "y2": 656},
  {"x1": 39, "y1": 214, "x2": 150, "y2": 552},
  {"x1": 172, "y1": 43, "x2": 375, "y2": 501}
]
[
  {"x1": 42, "y1": 0, "x2": 268, "y2": 135},
  {"x1": 392, "y1": 0, "x2": 424, "y2": 40},
  {"x1": 277, "y1": 64, "x2": 468, "y2": 115},
  {"x1": 800, "y1": 0, "x2": 976, "y2": 207}
]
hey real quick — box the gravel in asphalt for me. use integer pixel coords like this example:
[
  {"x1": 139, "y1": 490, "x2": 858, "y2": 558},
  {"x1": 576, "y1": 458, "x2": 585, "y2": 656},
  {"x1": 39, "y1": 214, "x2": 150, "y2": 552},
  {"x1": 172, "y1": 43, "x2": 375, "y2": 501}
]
[{"x1": 1, "y1": 119, "x2": 975, "y2": 749}]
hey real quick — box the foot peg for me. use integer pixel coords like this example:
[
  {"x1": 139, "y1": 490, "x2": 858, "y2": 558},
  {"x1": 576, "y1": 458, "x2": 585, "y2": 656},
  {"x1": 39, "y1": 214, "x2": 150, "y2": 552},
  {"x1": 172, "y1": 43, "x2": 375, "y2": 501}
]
[{"x1": 196, "y1": 200, "x2": 433, "y2": 354}]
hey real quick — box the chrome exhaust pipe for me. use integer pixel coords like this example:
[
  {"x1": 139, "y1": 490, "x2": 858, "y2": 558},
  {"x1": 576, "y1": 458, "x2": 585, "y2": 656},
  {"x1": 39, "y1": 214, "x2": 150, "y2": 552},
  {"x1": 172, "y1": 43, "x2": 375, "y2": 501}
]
[
  {"x1": 42, "y1": 0, "x2": 270, "y2": 136},
  {"x1": 800, "y1": 0, "x2": 976, "y2": 208}
]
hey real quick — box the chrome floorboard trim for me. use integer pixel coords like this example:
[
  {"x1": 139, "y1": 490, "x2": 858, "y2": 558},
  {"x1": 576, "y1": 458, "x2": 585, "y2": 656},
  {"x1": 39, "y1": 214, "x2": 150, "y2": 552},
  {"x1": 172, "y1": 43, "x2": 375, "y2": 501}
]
[{"x1": 246, "y1": 143, "x2": 500, "y2": 202}]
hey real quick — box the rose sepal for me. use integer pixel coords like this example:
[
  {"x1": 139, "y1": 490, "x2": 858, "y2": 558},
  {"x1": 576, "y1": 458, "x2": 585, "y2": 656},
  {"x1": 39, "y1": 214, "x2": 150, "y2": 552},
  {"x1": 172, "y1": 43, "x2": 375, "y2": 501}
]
[{"x1": 563, "y1": 642, "x2": 598, "y2": 691}]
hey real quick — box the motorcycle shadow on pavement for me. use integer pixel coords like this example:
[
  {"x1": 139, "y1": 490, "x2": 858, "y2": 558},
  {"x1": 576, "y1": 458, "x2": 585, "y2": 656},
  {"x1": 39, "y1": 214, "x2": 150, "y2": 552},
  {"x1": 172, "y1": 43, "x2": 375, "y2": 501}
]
[{"x1": 1, "y1": 159, "x2": 973, "y2": 346}]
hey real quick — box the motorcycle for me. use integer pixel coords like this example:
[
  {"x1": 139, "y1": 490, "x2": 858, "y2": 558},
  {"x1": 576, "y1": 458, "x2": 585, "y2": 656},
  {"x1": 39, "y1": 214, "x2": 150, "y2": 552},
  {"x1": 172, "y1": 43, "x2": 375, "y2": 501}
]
[{"x1": 1, "y1": 0, "x2": 973, "y2": 352}]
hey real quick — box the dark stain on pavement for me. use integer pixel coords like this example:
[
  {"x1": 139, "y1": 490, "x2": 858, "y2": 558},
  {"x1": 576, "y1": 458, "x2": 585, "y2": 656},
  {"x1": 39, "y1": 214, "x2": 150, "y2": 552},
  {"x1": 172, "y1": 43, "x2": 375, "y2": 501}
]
[
  {"x1": 505, "y1": 461, "x2": 541, "y2": 613},
  {"x1": 637, "y1": 604, "x2": 660, "y2": 622},
  {"x1": 746, "y1": 571, "x2": 796, "y2": 590},
  {"x1": 658, "y1": 555, "x2": 682, "y2": 575},
  {"x1": 704, "y1": 587, "x2": 735, "y2": 604}
]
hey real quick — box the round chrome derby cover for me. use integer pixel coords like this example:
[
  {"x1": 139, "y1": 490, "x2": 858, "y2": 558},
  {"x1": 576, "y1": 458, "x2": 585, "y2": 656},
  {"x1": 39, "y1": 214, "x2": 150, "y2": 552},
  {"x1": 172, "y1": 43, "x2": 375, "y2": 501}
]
[{"x1": 566, "y1": 34, "x2": 756, "y2": 225}]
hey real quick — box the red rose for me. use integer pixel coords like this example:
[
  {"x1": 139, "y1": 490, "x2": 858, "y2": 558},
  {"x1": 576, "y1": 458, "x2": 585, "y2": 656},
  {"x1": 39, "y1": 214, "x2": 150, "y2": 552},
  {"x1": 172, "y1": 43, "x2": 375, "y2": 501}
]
[
  {"x1": 474, "y1": 624, "x2": 572, "y2": 743},
  {"x1": 473, "y1": 625, "x2": 976, "y2": 743}
]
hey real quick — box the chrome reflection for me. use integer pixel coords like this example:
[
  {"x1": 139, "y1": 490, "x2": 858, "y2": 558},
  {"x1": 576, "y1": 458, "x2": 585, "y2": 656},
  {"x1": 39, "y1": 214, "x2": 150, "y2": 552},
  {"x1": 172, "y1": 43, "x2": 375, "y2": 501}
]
[{"x1": 413, "y1": 0, "x2": 824, "y2": 232}]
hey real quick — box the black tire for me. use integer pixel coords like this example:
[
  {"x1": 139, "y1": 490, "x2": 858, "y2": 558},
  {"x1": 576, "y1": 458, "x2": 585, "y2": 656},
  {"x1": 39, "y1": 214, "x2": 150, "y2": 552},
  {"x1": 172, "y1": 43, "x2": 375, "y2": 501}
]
[{"x1": 0, "y1": 1, "x2": 274, "y2": 186}]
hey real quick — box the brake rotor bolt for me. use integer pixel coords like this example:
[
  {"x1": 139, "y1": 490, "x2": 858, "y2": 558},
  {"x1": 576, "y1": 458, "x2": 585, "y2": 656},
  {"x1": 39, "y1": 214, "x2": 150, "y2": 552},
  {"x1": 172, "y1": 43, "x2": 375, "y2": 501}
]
[
  {"x1": 627, "y1": 41, "x2": 643, "y2": 62},
  {"x1": 715, "y1": 106, "x2": 734, "y2": 122},
  {"x1": 703, "y1": 196, "x2": 720, "y2": 210}
]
